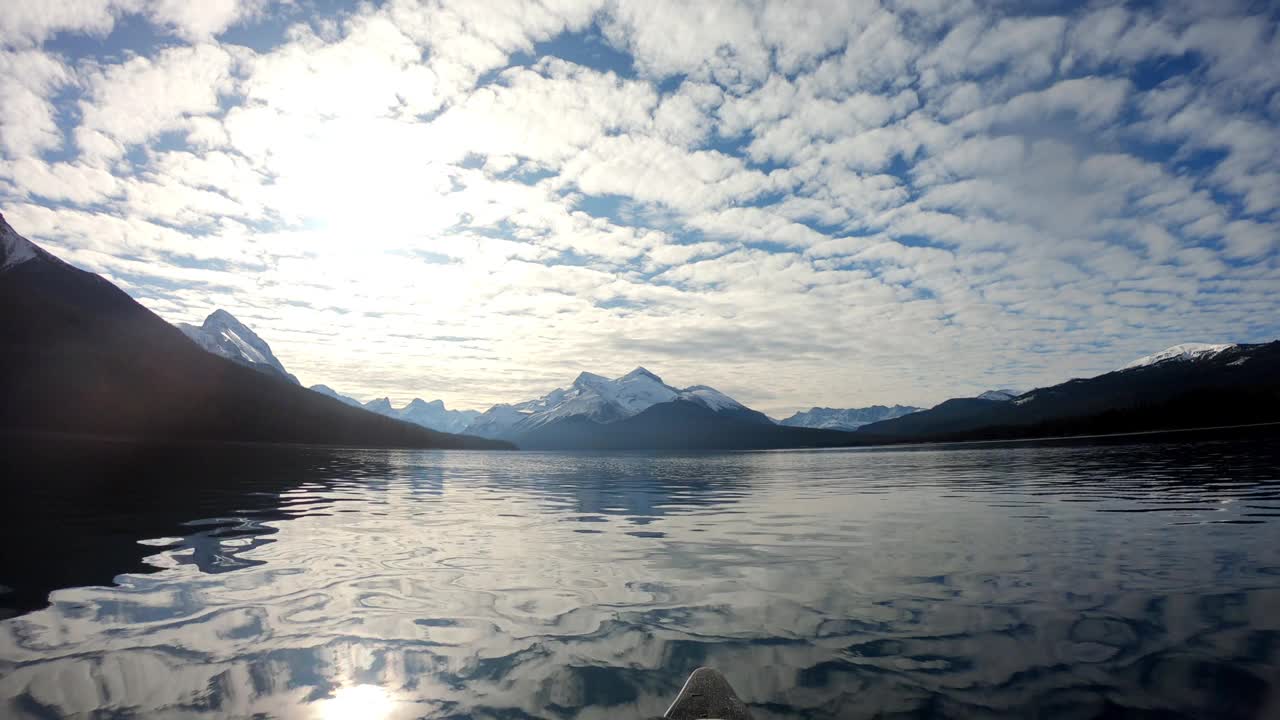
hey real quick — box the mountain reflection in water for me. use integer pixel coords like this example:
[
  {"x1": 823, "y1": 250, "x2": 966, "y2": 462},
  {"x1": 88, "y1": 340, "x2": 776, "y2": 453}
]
[{"x1": 1, "y1": 432, "x2": 1279, "y2": 719}]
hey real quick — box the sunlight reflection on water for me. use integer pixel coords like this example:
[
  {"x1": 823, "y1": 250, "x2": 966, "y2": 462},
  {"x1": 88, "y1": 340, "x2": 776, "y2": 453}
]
[
  {"x1": 1, "y1": 436, "x2": 1279, "y2": 718},
  {"x1": 317, "y1": 685, "x2": 395, "y2": 720}
]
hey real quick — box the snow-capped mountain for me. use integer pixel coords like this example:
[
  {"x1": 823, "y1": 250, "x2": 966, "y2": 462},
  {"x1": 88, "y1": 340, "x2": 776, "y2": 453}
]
[
  {"x1": 177, "y1": 310, "x2": 299, "y2": 384},
  {"x1": 309, "y1": 385, "x2": 481, "y2": 434},
  {"x1": 779, "y1": 405, "x2": 922, "y2": 431},
  {"x1": 465, "y1": 367, "x2": 768, "y2": 439},
  {"x1": 396, "y1": 398, "x2": 480, "y2": 434},
  {"x1": 311, "y1": 384, "x2": 363, "y2": 407},
  {"x1": 1120, "y1": 343, "x2": 1236, "y2": 371},
  {"x1": 0, "y1": 215, "x2": 42, "y2": 271},
  {"x1": 976, "y1": 389, "x2": 1022, "y2": 401}
]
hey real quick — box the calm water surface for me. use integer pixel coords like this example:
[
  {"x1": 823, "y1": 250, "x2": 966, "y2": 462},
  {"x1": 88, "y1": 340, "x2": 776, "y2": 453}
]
[{"x1": 2, "y1": 434, "x2": 1279, "y2": 718}]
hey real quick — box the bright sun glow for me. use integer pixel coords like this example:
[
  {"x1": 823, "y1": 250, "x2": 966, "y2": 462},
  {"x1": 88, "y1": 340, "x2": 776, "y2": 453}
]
[{"x1": 317, "y1": 684, "x2": 395, "y2": 720}]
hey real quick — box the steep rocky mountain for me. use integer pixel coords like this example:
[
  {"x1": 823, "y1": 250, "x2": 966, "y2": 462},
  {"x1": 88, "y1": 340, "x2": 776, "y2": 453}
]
[
  {"x1": 0, "y1": 215, "x2": 510, "y2": 450},
  {"x1": 177, "y1": 310, "x2": 299, "y2": 384}
]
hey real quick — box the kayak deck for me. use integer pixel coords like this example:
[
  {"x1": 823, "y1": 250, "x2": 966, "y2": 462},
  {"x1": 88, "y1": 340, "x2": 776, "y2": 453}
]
[{"x1": 663, "y1": 667, "x2": 754, "y2": 720}]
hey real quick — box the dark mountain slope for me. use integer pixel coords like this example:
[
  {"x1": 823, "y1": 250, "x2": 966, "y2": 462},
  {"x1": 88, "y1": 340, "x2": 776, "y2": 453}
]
[
  {"x1": 517, "y1": 399, "x2": 857, "y2": 450},
  {"x1": 0, "y1": 218, "x2": 510, "y2": 450},
  {"x1": 858, "y1": 342, "x2": 1280, "y2": 442}
]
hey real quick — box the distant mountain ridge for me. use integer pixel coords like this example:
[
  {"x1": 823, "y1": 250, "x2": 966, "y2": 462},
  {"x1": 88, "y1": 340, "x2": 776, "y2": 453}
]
[
  {"x1": 976, "y1": 389, "x2": 1022, "y2": 401},
  {"x1": 309, "y1": 385, "x2": 480, "y2": 433},
  {"x1": 780, "y1": 405, "x2": 921, "y2": 431},
  {"x1": 311, "y1": 384, "x2": 363, "y2": 407},
  {"x1": 7, "y1": 213, "x2": 1274, "y2": 450},
  {"x1": 518, "y1": 398, "x2": 857, "y2": 451},
  {"x1": 1120, "y1": 343, "x2": 1235, "y2": 370},
  {"x1": 465, "y1": 367, "x2": 770, "y2": 439},
  {"x1": 0, "y1": 215, "x2": 509, "y2": 450},
  {"x1": 856, "y1": 342, "x2": 1280, "y2": 441}
]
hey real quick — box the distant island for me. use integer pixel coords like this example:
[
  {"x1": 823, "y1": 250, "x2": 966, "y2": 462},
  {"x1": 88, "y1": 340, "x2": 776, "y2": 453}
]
[{"x1": 3, "y1": 215, "x2": 1278, "y2": 451}]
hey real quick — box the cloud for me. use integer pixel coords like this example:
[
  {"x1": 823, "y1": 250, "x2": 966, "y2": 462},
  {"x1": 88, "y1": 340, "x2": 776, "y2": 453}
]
[
  {"x1": 0, "y1": 0, "x2": 125, "y2": 48},
  {"x1": 78, "y1": 43, "x2": 237, "y2": 154},
  {"x1": 0, "y1": 0, "x2": 1277, "y2": 415},
  {"x1": 0, "y1": 50, "x2": 74, "y2": 159},
  {"x1": 145, "y1": 0, "x2": 267, "y2": 41},
  {"x1": 0, "y1": 0, "x2": 269, "y2": 47}
]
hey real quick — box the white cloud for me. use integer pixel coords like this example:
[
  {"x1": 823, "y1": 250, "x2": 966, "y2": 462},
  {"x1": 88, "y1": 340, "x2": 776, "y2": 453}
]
[
  {"x1": 0, "y1": 0, "x2": 129, "y2": 48},
  {"x1": 0, "y1": 0, "x2": 270, "y2": 47},
  {"x1": 2, "y1": 158, "x2": 122, "y2": 204},
  {"x1": 146, "y1": 0, "x2": 266, "y2": 41},
  {"x1": 1220, "y1": 220, "x2": 1277, "y2": 259},
  {"x1": 745, "y1": 88, "x2": 919, "y2": 163},
  {"x1": 556, "y1": 134, "x2": 775, "y2": 213},
  {"x1": 602, "y1": 0, "x2": 768, "y2": 88},
  {"x1": 430, "y1": 58, "x2": 657, "y2": 166},
  {"x1": 0, "y1": 49, "x2": 74, "y2": 159},
  {"x1": 957, "y1": 76, "x2": 1132, "y2": 132},
  {"x1": 1, "y1": 0, "x2": 1277, "y2": 414},
  {"x1": 78, "y1": 43, "x2": 237, "y2": 150}
]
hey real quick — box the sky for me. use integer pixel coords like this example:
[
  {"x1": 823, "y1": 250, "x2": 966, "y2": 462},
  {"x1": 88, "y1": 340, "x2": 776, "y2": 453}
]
[{"x1": 1, "y1": 0, "x2": 1278, "y2": 416}]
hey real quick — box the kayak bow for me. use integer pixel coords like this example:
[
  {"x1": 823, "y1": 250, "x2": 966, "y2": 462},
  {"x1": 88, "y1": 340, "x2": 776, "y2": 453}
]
[{"x1": 662, "y1": 667, "x2": 753, "y2": 720}]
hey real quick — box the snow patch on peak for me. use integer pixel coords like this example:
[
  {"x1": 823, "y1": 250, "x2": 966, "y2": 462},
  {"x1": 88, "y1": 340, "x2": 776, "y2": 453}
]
[
  {"x1": 976, "y1": 389, "x2": 1022, "y2": 401},
  {"x1": 206, "y1": 308, "x2": 240, "y2": 325},
  {"x1": 311, "y1": 385, "x2": 363, "y2": 407},
  {"x1": 1, "y1": 214, "x2": 41, "y2": 271},
  {"x1": 678, "y1": 385, "x2": 745, "y2": 412},
  {"x1": 178, "y1": 309, "x2": 299, "y2": 384},
  {"x1": 1121, "y1": 343, "x2": 1235, "y2": 371},
  {"x1": 406, "y1": 398, "x2": 446, "y2": 411},
  {"x1": 201, "y1": 311, "x2": 272, "y2": 364},
  {"x1": 780, "y1": 405, "x2": 923, "y2": 431},
  {"x1": 572, "y1": 371, "x2": 609, "y2": 388},
  {"x1": 621, "y1": 366, "x2": 663, "y2": 383},
  {"x1": 365, "y1": 397, "x2": 393, "y2": 413}
]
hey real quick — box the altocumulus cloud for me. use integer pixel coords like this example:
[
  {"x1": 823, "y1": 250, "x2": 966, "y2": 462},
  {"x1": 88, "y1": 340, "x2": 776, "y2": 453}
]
[{"x1": 1, "y1": 0, "x2": 1278, "y2": 415}]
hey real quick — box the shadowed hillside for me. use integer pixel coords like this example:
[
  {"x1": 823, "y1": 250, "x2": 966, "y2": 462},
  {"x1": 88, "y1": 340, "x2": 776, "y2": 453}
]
[{"x1": 0, "y1": 217, "x2": 511, "y2": 450}]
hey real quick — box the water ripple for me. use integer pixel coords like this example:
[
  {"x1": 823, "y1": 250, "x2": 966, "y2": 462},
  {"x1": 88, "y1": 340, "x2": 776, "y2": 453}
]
[{"x1": 1, "y1": 433, "x2": 1278, "y2": 718}]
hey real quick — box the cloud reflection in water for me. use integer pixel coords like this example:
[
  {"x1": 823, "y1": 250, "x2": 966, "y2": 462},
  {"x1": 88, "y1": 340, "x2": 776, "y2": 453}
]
[{"x1": 1, "y1": 437, "x2": 1279, "y2": 718}]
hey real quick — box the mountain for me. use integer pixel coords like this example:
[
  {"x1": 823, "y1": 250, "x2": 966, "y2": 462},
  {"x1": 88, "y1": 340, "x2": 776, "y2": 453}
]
[
  {"x1": 1120, "y1": 343, "x2": 1235, "y2": 370},
  {"x1": 976, "y1": 389, "x2": 1022, "y2": 401},
  {"x1": 310, "y1": 384, "x2": 363, "y2": 407},
  {"x1": 394, "y1": 398, "x2": 480, "y2": 434},
  {"x1": 355, "y1": 396, "x2": 480, "y2": 434},
  {"x1": 0, "y1": 215, "x2": 510, "y2": 450},
  {"x1": 310, "y1": 384, "x2": 481, "y2": 433},
  {"x1": 177, "y1": 309, "x2": 299, "y2": 384},
  {"x1": 518, "y1": 399, "x2": 858, "y2": 451},
  {"x1": 465, "y1": 366, "x2": 771, "y2": 439},
  {"x1": 175, "y1": 307, "x2": 483, "y2": 434},
  {"x1": 857, "y1": 342, "x2": 1280, "y2": 442},
  {"x1": 779, "y1": 405, "x2": 922, "y2": 431}
]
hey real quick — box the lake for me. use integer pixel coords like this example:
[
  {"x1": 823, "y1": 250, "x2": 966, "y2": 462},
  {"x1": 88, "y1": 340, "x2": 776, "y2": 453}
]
[{"x1": 2, "y1": 431, "x2": 1279, "y2": 718}]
